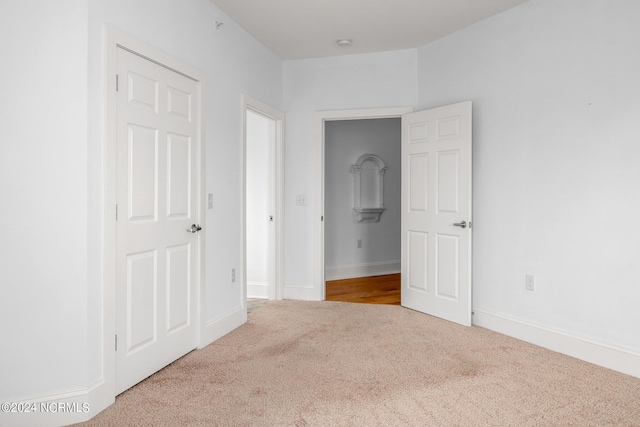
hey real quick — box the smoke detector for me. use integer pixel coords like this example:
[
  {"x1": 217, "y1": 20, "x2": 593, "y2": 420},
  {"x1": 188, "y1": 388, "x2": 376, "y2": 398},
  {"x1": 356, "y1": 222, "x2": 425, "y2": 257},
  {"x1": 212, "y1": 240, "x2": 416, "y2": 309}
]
[{"x1": 336, "y1": 39, "x2": 352, "y2": 47}]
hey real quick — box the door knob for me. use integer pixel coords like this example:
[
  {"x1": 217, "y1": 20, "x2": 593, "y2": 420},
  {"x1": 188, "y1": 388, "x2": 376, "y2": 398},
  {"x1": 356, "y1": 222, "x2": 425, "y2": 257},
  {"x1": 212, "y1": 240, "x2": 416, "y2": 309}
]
[
  {"x1": 187, "y1": 224, "x2": 202, "y2": 233},
  {"x1": 453, "y1": 221, "x2": 467, "y2": 229}
]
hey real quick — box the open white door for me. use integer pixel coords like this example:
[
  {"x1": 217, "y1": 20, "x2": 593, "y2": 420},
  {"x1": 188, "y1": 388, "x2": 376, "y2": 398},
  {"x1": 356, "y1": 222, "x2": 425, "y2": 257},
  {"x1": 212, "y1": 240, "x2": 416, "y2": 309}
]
[
  {"x1": 115, "y1": 47, "x2": 200, "y2": 393},
  {"x1": 243, "y1": 97, "x2": 285, "y2": 304},
  {"x1": 401, "y1": 101, "x2": 472, "y2": 326}
]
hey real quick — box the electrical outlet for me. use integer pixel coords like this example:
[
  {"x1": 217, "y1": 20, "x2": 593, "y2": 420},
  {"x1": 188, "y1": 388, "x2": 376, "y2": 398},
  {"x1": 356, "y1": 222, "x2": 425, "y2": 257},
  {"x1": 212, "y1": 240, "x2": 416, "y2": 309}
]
[
  {"x1": 525, "y1": 274, "x2": 535, "y2": 291},
  {"x1": 356, "y1": 239, "x2": 362, "y2": 249},
  {"x1": 296, "y1": 195, "x2": 307, "y2": 206},
  {"x1": 231, "y1": 268, "x2": 236, "y2": 283}
]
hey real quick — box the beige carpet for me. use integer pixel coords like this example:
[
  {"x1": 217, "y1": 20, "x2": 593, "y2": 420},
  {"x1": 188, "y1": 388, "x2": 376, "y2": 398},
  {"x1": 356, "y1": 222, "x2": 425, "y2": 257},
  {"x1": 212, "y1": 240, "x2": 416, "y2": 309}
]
[{"x1": 77, "y1": 301, "x2": 640, "y2": 426}]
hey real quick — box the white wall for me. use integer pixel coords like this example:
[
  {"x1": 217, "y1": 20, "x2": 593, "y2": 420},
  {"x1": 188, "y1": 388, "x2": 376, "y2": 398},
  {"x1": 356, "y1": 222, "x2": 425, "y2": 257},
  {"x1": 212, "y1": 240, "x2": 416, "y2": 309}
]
[
  {"x1": 0, "y1": 0, "x2": 89, "y2": 403},
  {"x1": 1, "y1": 0, "x2": 283, "y2": 424},
  {"x1": 417, "y1": 0, "x2": 640, "y2": 353},
  {"x1": 283, "y1": 49, "x2": 417, "y2": 296},
  {"x1": 246, "y1": 111, "x2": 270, "y2": 290},
  {"x1": 324, "y1": 119, "x2": 401, "y2": 278}
]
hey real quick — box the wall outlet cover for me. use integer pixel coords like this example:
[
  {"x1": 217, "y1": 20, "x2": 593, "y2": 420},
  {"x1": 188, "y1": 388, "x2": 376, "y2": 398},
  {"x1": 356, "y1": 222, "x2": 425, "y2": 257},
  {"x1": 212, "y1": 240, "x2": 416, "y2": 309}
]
[{"x1": 525, "y1": 274, "x2": 535, "y2": 291}]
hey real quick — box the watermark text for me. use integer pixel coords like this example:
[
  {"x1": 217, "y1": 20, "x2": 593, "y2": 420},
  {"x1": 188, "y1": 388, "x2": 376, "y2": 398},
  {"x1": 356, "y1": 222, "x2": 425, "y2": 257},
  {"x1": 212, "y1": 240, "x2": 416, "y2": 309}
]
[{"x1": 1, "y1": 401, "x2": 90, "y2": 413}]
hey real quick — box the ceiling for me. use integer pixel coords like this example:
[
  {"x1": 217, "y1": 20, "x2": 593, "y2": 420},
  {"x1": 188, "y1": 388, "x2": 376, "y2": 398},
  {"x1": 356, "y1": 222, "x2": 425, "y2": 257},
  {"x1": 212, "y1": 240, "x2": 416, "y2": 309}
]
[{"x1": 209, "y1": 0, "x2": 531, "y2": 60}]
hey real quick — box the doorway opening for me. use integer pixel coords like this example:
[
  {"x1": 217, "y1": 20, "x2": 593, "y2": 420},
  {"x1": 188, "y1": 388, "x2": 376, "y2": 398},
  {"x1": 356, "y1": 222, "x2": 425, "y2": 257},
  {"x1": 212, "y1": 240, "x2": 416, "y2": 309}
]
[
  {"x1": 323, "y1": 118, "x2": 402, "y2": 305},
  {"x1": 243, "y1": 97, "x2": 285, "y2": 310},
  {"x1": 313, "y1": 107, "x2": 413, "y2": 302}
]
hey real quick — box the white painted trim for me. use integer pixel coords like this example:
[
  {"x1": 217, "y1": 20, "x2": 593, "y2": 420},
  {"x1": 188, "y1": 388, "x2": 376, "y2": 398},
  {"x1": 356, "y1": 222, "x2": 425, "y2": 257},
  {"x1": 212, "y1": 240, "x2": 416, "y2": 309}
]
[
  {"x1": 103, "y1": 26, "x2": 207, "y2": 417},
  {"x1": 325, "y1": 261, "x2": 401, "y2": 281},
  {"x1": 0, "y1": 383, "x2": 105, "y2": 427},
  {"x1": 200, "y1": 305, "x2": 245, "y2": 348},
  {"x1": 242, "y1": 95, "x2": 286, "y2": 306},
  {"x1": 83, "y1": 378, "x2": 112, "y2": 425},
  {"x1": 313, "y1": 107, "x2": 413, "y2": 301},
  {"x1": 284, "y1": 285, "x2": 320, "y2": 301},
  {"x1": 473, "y1": 309, "x2": 640, "y2": 379},
  {"x1": 247, "y1": 281, "x2": 269, "y2": 299}
]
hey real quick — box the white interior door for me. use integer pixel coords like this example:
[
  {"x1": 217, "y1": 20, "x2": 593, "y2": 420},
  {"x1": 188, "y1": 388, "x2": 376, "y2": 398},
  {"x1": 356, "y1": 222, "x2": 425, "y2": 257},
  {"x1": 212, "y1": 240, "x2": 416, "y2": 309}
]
[
  {"x1": 401, "y1": 101, "x2": 472, "y2": 326},
  {"x1": 116, "y1": 47, "x2": 200, "y2": 394}
]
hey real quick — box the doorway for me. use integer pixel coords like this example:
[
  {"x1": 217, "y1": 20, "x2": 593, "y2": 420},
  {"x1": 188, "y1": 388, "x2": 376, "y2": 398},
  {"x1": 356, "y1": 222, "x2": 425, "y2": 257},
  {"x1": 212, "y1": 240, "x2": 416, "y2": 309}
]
[
  {"x1": 324, "y1": 118, "x2": 402, "y2": 305},
  {"x1": 243, "y1": 97, "x2": 285, "y2": 307},
  {"x1": 313, "y1": 107, "x2": 413, "y2": 301}
]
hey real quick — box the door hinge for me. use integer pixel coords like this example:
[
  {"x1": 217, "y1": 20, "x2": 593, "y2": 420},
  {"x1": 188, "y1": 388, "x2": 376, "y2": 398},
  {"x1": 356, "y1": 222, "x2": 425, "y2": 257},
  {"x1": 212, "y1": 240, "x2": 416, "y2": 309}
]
[
  {"x1": 115, "y1": 204, "x2": 118, "y2": 221},
  {"x1": 116, "y1": 74, "x2": 119, "y2": 92},
  {"x1": 321, "y1": 216, "x2": 324, "y2": 221},
  {"x1": 115, "y1": 335, "x2": 118, "y2": 351}
]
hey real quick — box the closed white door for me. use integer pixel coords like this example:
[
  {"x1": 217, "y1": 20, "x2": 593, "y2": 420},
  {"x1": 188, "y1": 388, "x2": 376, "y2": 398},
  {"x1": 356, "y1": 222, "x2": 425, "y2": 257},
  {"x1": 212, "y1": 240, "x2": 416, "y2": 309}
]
[
  {"x1": 401, "y1": 101, "x2": 472, "y2": 326},
  {"x1": 116, "y1": 47, "x2": 200, "y2": 394}
]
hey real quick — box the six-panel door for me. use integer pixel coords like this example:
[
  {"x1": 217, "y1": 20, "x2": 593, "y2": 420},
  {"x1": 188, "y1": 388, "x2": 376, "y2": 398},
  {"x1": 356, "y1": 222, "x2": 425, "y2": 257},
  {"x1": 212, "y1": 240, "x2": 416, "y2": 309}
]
[
  {"x1": 115, "y1": 47, "x2": 200, "y2": 394},
  {"x1": 401, "y1": 102, "x2": 472, "y2": 326}
]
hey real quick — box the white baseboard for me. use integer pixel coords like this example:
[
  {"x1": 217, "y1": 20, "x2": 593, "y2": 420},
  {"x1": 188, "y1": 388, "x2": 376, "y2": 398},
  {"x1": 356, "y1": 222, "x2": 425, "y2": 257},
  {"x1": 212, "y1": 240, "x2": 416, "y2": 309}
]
[
  {"x1": 0, "y1": 384, "x2": 101, "y2": 427},
  {"x1": 325, "y1": 261, "x2": 400, "y2": 281},
  {"x1": 247, "y1": 281, "x2": 268, "y2": 299},
  {"x1": 85, "y1": 378, "x2": 113, "y2": 424},
  {"x1": 284, "y1": 285, "x2": 321, "y2": 301},
  {"x1": 473, "y1": 308, "x2": 640, "y2": 379},
  {"x1": 200, "y1": 305, "x2": 245, "y2": 348}
]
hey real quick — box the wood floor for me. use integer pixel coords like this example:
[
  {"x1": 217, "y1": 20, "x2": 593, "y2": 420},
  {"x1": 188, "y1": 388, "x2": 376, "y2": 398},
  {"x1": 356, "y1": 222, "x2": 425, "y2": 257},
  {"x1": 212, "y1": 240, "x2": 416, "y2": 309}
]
[{"x1": 325, "y1": 273, "x2": 401, "y2": 305}]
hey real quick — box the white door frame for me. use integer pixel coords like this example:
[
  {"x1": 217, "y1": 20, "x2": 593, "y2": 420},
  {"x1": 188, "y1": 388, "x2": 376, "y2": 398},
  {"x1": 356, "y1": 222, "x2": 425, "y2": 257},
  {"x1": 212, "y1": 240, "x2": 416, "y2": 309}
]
[
  {"x1": 313, "y1": 107, "x2": 413, "y2": 300},
  {"x1": 103, "y1": 27, "x2": 207, "y2": 401},
  {"x1": 242, "y1": 96, "x2": 285, "y2": 306}
]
